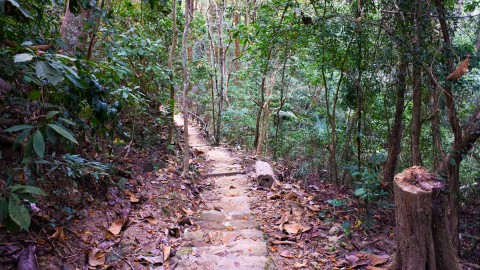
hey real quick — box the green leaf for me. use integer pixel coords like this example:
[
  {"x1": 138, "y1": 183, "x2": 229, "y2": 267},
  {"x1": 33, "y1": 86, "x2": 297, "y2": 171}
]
[
  {"x1": 9, "y1": 185, "x2": 46, "y2": 196},
  {"x1": 35, "y1": 61, "x2": 63, "y2": 85},
  {"x1": 46, "y1": 111, "x2": 60, "y2": 119},
  {"x1": 14, "y1": 53, "x2": 34, "y2": 63},
  {"x1": 28, "y1": 90, "x2": 42, "y2": 100},
  {"x1": 58, "y1": 118, "x2": 75, "y2": 126},
  {"x1": 354, "y1": 188, "x2": 366, "y2": 196},
  {"x1": 47, "y1": 124, "x2": 78, "y2": 144},
  {"x1": 33, "y1": 130, "x2": 45, "y2": 158},
  {"x1": 8, "y1": 195, "x2": 30, "y2": 230},
  {"x1": 4, "y1": 125, "x2": 34, "y2": 132},
  {"x1": 65, "y1": 74, "x2": 90, "y2": 89}
]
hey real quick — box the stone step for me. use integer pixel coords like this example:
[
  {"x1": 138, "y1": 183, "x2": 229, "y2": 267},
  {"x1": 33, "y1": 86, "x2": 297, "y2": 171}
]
[
  {"x1": 183, "y1": 229, "x2": 264, "y2": 247},
  {"x1": 197, "y1": 219, "x2": 258, "y2": 231},
  {"x1": 176, "y1": 238, "x2": 269, "y2": 257},
  {"x1": 208, "y1": 196, "x2": 251, "y2": 211},
  {"x1": 173, "y1": 252, "x2": 274, "y2": 270}
]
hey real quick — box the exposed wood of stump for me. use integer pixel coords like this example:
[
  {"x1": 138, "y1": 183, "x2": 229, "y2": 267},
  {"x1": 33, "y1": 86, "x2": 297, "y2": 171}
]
[
  {"x1": 255, "y1": 161, "x2": 276, "y2": 188},
  {"x1": 392, "y1": 166, "x2": 460, "y2": 270}
]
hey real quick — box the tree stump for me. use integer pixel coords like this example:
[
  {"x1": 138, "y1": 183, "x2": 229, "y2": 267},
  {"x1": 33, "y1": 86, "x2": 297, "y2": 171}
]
[
  {"x1": 255, "y1": 161, "x2": 276, "y2": 188},
  {"x1": 392, "y1": 166, "x2": 460, "y2": 270}
]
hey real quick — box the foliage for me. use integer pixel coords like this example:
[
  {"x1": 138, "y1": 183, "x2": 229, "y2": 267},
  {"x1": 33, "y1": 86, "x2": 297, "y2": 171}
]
[{"x1": 0, "y1": 184, "x2": 46, "y2": 232}]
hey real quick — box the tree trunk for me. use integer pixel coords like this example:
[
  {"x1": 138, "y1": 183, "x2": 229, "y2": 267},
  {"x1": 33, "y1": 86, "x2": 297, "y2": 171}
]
[
  {"x1": 433, "y1": 0, "x2": 464, "y2": 252},
  {"x1": 253, "y1": 6, "x2": 288, "y2": 150},
  {"x1": 428, "y1": 73, "x2": 443, "y2": 171},
  {"x1": 167, "y1": 0, "x2": 178, "y2": 143},
  {"x1": 214, "y1": 0, "x2": 226, "y2": 145},
  {"x1": 181, "y1": 0, "x2": 192, "y2": 177},
  {"x1": 255, "y1": 160, "x2": 276, "y2": 188},
  {"x1": 392, "y1": 166, "x2": 461, "y2": 270},
  {"x1": 411, "y1": 0, "x2": 423, "y2": 166},
  {"x1": 256, "y1": 68, "x2": 277, "y2": 156},
  {"x1": 383, "y1": 58, "x2": 407, "y2": 187}
]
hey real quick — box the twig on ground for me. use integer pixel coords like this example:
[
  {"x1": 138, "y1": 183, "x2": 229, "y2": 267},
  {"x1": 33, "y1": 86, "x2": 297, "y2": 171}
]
[{"x1": 110, "y1": 247, "x2": 134, "y2": 270}]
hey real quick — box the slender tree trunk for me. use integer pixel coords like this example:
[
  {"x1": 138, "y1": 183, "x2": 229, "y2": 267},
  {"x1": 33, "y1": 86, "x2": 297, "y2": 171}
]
[
  {"x1": 206, "y1": 8, "x2": 219, "y2": 139},
  {"x1": 253, "y1": 6, "x2": 288, "y2": 151},
  {"x1": 383, "y1": 59, "x2": 407, "y2": 187},
  {"x1": 253, "y1": 53, "x2": 270, "y2": 151},
  {"x1": 168, "y1": 0, "x2": 178, "y2": 143},
  {"x1": 433, "y1": 0, "x2": 463, "y2": 253},
  {"x1": 256, "y1": 68, "x2": 277, "y2": 156},
  {"x1": 411, "y1": 0, "x2": 423, "y2": 166},
  {"x1": 86, "y1": 0, "x2": 105, "y2": 59},
  {"x1": 181, "y1": 0, "x2": 192, "y2": 177},
  {"x1": 355, "y1": 3, "x2": 363, "y2": 177},
  {"x1": 274, "y1": 57, "x2": 288, "y2": 159},
  {"x1": 428, "y1": 72, "x2": 443, "y2": 171},
  {"x1": 214, "y1": 0, "x2": 226, "y2": 145}
]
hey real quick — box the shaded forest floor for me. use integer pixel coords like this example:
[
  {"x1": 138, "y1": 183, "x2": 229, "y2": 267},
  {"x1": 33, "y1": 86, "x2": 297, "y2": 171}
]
[{"x1": 0, "y1": 117, "x2": 479, "y2": 269}]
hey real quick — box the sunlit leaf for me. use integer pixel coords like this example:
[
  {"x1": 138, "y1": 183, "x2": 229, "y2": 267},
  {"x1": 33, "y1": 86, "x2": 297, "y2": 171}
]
[{"x1": 14, "y1": 53, "x2": 34, "y2": 63}]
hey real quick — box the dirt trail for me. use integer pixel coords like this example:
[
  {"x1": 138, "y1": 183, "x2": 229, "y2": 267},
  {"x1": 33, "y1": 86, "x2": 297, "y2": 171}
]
[{"x1": 172, "y1": 115, "x2": 274, "y2": 270}]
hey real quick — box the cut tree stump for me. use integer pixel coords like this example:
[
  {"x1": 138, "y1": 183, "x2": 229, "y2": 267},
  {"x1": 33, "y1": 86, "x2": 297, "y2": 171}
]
[
  {"x1": 392, "y1": 166, "x2": 460, "y2": 270},
  {"x1": 255, "y1": 161, "x2": 276, "y2": 188}
]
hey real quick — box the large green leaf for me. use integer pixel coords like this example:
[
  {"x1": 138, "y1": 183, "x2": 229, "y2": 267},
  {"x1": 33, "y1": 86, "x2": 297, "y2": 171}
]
[
  {"x1": 66, "y1": 74, "x2": 90, "y2": 89},
  {"x1": 35, "y1": 61, "x2": 63, "y2": 85},
  {"x1": 47, "y1": 124, "x2": 78, "y2": 144},
  {"x1": 46, "y1": 111, "x2": 60, "y2": 119},
  {"x1": 8, "y1": 185, "x2": 46, "y2": 196},
  {"x1": 8, "y1": 195, "x2": 30, "y2": 230},
  {"x1": 4, "y1": 125, "x2": 34, "y2": 132},
  {"x1": 14, "y1": 53, "x2": 34, "y2": 63},
  {"x1": 33, "y1": 130, "x2": 45, "y2": 158}
]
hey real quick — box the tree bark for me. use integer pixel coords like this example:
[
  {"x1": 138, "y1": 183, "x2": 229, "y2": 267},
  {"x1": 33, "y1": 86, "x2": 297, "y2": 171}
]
[
  {"x1": 214, "y1": 0, "x2": 226, "y2": 145},
  {"x1": 253, "y1": 5, "x2": 288, "y2": 151},
  {"x1": 181, "y1": 0, "x2": 192, "y2": 177},
  {"x1": 256, "y1": 68, "x2": 277, "y2": 156},
  {"x1": 167, "y1": 0, "x2": 178, "y2": 143},
  {"x1": 411, "y1": 0, "x2": 423, "y2": 166},
  {"x1": 383, "y1": 58, "x2": 407, "y2": 187},
  {"x1": 392, "y1": 166, "x2": 461, "y2": 270},
  {"x1": 433, "y1": 0, "x2": 464, "y2": 252},
  {"x1": 255, "y1": 160, "x2": 276, "y2": 188}
]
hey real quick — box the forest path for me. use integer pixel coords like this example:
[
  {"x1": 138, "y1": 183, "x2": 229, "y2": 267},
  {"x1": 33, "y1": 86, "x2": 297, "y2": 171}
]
[{"x1": 172, "y1": 114, "x2": 275, "y2": 270}]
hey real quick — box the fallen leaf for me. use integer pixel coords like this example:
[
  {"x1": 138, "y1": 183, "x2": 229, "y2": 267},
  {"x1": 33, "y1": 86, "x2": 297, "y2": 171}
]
[
  {"x1": 108, "y1": 219, "x2": 125, "y2": 235},
  {"x1": 182, "y1": 207, "x2": 194, "y2": 215},
  {"x1": 221, "y1": 234, "x2": 238, "y2": 244},
  {"x1": 366, "y1": 267, "x2": 387, "y2": 270},
  {"x1": 279, "y1": 250, "x2": 295, "y2": 258},
  {"x1": 130, "y1": 194, "x2": 140, "y2": 203},
  {"x1": 145, "y1": 216, "x2": 159, "y2": 225},
  {"x1": 307, "y1": 205, "x2": 321, "y2": 212},
  {"x1": 51, "y1": 226, "x2": 65, "y2": 243},
  {"x1": 161, "y1": 244, "x2": 171, "y2": 261},
  {"x1": 137, "y1": 255, "x2": 164, "y2": 264},
  {"x1": 294, "y1": 261, "x2": 308, "y2": 268},
  {"x1": 284, "y1": 222, "x2": 301, "y2": 234},
  {"x1": 88, "y1": 248, "x2": 106, "y2": 267},
  {"x1": 365, "y1": 253, "x2": 389, "y2": 266}
]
